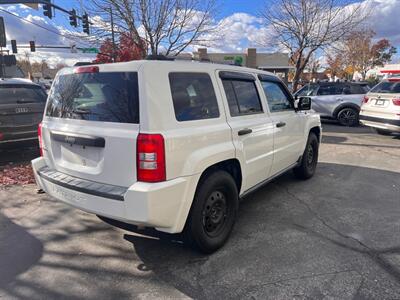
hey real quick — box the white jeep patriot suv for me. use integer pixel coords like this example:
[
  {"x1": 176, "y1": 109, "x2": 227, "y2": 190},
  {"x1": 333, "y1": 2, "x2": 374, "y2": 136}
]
[{"x1": 32, "y1": 60, "x2": 321, "y2": 253}]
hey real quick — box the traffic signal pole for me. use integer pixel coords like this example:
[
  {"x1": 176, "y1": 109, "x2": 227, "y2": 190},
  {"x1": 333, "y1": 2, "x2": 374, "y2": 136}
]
[
  {"x1": 0, "y1": 0, "x2": 71, "y2": 15},
  {"x1": 0, "y1": 17, "x2": 6, "y2": 78},
  {"x1": 1, "y1": 0, "x2": 91, "y2": 33},
  {"x1": 0, "y1": 45, "x2": 5, "y2": 78}
]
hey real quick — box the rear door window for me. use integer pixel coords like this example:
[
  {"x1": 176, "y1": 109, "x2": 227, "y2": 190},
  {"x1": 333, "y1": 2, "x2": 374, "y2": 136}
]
[
  {"x1": 0, "y1": 84, "x2": 47, "y2": 105},
  {"x1": 46, "y1": 72, "x2": 139, "y2": 123},
  {"x1": 349, "y1": 84, "x2": 369, "y2": 94},
  {"x1": 169, "y1": 72, "x2": 219, "y2": 122},
  {"x1": 317, "y1": 85, "x2": 344, "y2": 96},
  {"x1": 222, "y1": 79, "x2": 263, "y2": 116}
]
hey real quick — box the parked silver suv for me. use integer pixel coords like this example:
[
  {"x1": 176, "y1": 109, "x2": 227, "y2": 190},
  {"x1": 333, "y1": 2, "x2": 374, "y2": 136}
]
[{"x1": 295, "y1": 82, "x2": 370, "y2": 126}]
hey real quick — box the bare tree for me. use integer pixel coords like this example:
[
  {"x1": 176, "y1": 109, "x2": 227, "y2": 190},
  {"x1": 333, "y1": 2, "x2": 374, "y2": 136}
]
[
  {"x1": 88, "y1": 0, "x2": 217, "y2": 56},
  {"x1": 260, "y1": 0, "x2": 369, "y2": 91}
]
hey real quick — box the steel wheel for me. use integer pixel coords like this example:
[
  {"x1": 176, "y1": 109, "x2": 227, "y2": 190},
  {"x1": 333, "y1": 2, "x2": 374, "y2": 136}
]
[
  {"x1": 202, "y1": 190, "x2": 228, "y2": 237},
  {"x1": 306, "y1": 144, "x2": 314, "y2": 165},
  {"x1": 293, "y1": 132, "x2": 319, "y2": 180}
]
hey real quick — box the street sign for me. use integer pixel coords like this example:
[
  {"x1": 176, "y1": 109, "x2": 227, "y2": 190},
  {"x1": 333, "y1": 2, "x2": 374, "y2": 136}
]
[
  {"x1": 0, "y1": 17, "x2": 6, "y2": 48},
  {"x1": 81, "y1": 48, "x2": 99, "y2": 54}
]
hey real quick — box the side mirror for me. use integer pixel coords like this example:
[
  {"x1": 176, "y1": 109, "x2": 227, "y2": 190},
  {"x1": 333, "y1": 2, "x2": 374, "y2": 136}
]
[{"x1": 298, "y1": 96, "x2": 312, "y2": 110}]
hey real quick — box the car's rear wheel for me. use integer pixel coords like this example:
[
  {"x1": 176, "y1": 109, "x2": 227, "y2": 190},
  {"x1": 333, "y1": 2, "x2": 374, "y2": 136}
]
[
  {"x1": 374, "y1": 128, "x2": 392, "y2": 136},
  {"x1": 293, "y1": 132, "x2": 319, "y2": 180},
  {"x1": 184, "y1": 171, "x2": 238, "y2": 254},
  {"x1": 337, "y1": 107, "x2": 359, "y2": 127}
]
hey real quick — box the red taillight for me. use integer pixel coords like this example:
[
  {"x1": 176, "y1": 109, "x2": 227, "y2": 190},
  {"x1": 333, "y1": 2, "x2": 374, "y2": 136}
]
[
  {"x1": 0, "y1": 132, "x2": 3, "y2": 141},
  {"x1": 363, "y1": 96, "x2": 369, "y2": 104},
  {"x1": 137, "y1": 133, "x2": 166, "y2": 182},
  {"x1": 38, "y1": 122, "x2": 43, "y2": 156},
  {"x1": 74, "y1": 66, "x2": 99, "y2": 74},
  {"x1": 393, "y1": 98, "x2": 400, "y2": 106}
]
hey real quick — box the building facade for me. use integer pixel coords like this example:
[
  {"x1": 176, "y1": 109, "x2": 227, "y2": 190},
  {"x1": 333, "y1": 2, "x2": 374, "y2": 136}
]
[{"x1": 192, "y1": 48, "x2": 292, "y2": 83}]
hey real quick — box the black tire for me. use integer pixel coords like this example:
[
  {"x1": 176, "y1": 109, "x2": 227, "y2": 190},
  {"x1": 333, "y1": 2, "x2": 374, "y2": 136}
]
[
  {"x1": 184, "y1": 171, "x2": 238, "y2": 254},
  {"x1": 374, "y1": 128, "x2": 392, "y2": 136},
  {"x1": 337, "y1": 107, "x2": 359, "y2": 127},
  {"x1": 293, "y1": 132, "x2": 319, "y2": 180}
]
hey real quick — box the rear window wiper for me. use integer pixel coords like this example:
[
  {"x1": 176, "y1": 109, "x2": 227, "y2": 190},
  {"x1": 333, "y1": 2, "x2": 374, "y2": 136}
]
[
  {"x1": 72, "y1": 108, "x2": 91, "y2": 114},
  {"x1": 71, "y1": 108, "x2": 100, "y2": 116}
]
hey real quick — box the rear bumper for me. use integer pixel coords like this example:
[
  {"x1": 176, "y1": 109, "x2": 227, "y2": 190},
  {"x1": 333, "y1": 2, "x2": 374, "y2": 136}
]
[
  {"x1": 359, "y1": 115, "x2": 400, "y2": 132},
  {"x1": 32, "y1": 157, "x2": 200, "y2": 233},
  {"x1": 0, "y1": 133, "x2": 39, "y2": 147},
  {"x1": 0, "y1": 123, "x2": 37, "y2": 147}
]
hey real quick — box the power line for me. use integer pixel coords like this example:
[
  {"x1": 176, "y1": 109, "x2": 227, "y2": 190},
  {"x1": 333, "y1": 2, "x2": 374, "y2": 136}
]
[{"x1": 0, "y1": 7, "x2": 92, "y2": 47}]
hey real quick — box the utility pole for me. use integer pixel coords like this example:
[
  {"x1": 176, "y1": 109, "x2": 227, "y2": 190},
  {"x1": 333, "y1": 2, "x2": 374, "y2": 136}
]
[
  {"x1": 110, "y1": 6, "x2": 116, "y2": 63},
  {"x1": 0, "y1": 17, "x2": 6, "y2": 78},
  {"x1": 0, "y1": 46, "x2": 5, "y2": 79}
]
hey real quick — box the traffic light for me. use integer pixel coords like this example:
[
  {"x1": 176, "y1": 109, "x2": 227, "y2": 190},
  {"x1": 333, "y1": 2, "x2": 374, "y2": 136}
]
[
  {"x1": 11, "y1": 40, "x2": 17, "y2": 54},
  {"x1": 82, "y1": 13, "x2": 90, "y2": 35},
  {"x1": 29, "y1": 41, "x2": 35, "y2": 52},
  {"x1": 69, "y1": 9, "x2": 77, "y2": 27},
  {"x1": 43, "y1": 0, "x2": 53, "y2": 19}
]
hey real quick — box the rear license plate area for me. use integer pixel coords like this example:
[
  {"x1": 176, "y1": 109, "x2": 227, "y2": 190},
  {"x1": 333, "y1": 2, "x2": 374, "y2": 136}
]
[{"x1": 374, "y1": 99, "x2": 385, "y2": 106}]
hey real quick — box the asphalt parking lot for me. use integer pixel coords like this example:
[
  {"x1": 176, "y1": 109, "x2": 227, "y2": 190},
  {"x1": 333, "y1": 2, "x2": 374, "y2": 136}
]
[{"x1": 0, "y1": 124, "x2": 399, "y2": 299}]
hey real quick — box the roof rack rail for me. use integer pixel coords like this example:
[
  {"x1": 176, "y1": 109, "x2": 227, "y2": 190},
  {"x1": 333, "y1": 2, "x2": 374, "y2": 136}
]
[
  {"x1": 145, "y1": 55, "x2": 174, "y2": 61},
  {"x1": 74, "y1": 62, "x2": 95, "y2": 66}
]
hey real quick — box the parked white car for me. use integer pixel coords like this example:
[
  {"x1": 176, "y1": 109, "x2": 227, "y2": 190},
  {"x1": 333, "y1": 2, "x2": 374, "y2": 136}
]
[
  {"x1": 32, "y1": 60, "x2": 321, "y2": 253},
  {"x1": 360, "y1": 77, "x2": 400, "y2": 134}
]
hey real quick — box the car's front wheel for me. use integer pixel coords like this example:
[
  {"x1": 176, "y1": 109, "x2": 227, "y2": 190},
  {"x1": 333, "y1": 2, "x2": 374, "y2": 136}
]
[
  {"x1": 184, "y1": 171, "x2": 238, "y2": 254},
  {"x1": 293, "y1": 132, "x2": 319, "y2": 180},
  {"x1": 337, "y1": 107, "x2": 359, "y2": 126}
]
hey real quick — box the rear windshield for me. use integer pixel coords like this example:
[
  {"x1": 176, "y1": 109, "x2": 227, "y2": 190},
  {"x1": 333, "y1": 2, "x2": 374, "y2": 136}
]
[
  {"x1": 370, "y1": 81, "x2": 400, "y2": 94},
  {"x1": 0, "y1": 84, "x2": 47, "y2": 104},
  {"x1": 46, "y1": 72, "x2": 139, "y2": 124}
]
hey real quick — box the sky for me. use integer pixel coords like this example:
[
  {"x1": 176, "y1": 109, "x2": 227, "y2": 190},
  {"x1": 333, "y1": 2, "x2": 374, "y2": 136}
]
[{"x1": 0, "y1": 0, "x2": 399, "y2": 67}]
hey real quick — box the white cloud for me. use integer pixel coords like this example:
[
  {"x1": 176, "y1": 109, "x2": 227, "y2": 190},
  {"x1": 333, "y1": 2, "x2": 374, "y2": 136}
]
[
  {"x1": 17, "y1": 49, "x2": 96, "y2": 67},
  {"x1": 364, "y1": 0, "x2": 400, "y2": 44},
  {"x1": 193, "y1": 13, "x2": 276, "y2": 53}
]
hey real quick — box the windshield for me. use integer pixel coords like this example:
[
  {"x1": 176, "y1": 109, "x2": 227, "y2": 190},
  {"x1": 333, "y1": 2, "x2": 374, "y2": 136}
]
[
  {"x1": 0, "y1": 84, "x2": 47, "y2": 105},
  {"x1": 296, "y1": 84, "x2": 318, "y2": 96},
  {"x1": 45, "y1": 72, "x2": 139, "y2": 124},
  {"x1": 370, "y1": 81, "x2": 400, "y2": 94}
]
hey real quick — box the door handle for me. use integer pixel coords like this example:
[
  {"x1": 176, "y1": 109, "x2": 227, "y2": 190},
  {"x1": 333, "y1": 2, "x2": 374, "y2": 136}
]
[
  {"x1": 276, "y1": 122, "x2": 286, "y2": 128},
  {"x1": 238, "y1": 128, "x2": 252, "y2": 136}
]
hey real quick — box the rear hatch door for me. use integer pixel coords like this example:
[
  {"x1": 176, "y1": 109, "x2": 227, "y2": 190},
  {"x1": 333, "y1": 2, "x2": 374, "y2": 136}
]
[
  {"x1": 42, "y1": 67, "x2": 140, "y2": 187},
  {"x1": 0, "y1": 84, "x2": 46, "y2": 139},
  {"x1": 362, "y1": 80, "x2": 400, "y2": 118}
]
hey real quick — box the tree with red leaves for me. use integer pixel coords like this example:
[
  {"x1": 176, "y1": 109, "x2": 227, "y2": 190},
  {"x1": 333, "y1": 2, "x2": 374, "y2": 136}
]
[
  {"x1": 341, "y1": 30, "x2": 397, "y2": 79},
  {"x1": 93, "y1": 32, "x2": 147, "y2": 64}
]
